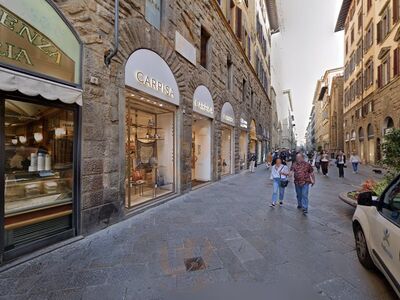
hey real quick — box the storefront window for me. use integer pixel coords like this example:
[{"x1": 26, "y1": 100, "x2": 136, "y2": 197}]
[
  {"x1": 126, "y1": 96, "x2": 175, "y2": 208},
  {"x1": 3, "y1": 99, "x2": 74, "y2": 250},
  {"x1": 221, "y1": 125, "x2": 233, "y2": 176},
  {"x1": 192, "y1": 114, "x2": 212, "y2": 187}
]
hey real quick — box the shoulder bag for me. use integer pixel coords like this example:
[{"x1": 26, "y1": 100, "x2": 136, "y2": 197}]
[{"x1": 279, "y1": 166, "x2": 289, "y2": 188}]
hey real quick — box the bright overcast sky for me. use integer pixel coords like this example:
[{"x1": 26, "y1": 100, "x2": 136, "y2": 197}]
[{"x1": 272, "y1": 0, "x2": 344, "y2": 145}]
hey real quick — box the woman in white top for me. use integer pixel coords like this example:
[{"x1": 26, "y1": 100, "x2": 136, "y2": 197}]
[
  {"x1": 350, "y1": 151, "x2": 361, "y2": 174},
  {"x1": 270, "y1": 158, "x2": 290, "y2": 207},
  {"x1": 320, "y1": 150, "x2": 330, "y2": 176}
]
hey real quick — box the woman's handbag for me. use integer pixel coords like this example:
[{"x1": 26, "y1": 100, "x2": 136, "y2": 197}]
[
  {"x1": 280, "y1": 179, "x2": 289, "y2": 188},
  {"x1": 279, "y1": 166, "x2": 289, "y2": 188}
]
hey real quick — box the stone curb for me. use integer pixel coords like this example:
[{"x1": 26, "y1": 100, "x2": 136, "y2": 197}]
[{"x1": 338, "y1": 192, "x2": 357, "y2": 208}]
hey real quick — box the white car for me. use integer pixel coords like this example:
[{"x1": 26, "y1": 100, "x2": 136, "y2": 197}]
[{"x1": 352, "y1": 175, "x2": 400, "y2": 297}]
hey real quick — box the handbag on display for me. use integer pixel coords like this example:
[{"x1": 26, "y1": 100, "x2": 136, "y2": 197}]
[{"x1": 132, "y1": 170, "x2": 143, "y2": 182}]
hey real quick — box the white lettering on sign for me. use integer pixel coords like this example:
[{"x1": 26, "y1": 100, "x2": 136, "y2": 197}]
[
  {"x1": 240, "y1": 118, "x2": 248, "y2": 129},
  {"x1": 136, "y1": 71, "x2": 175, "y2": 99},
  {"x1": 223, "y1": 114, "x2": 234, "y2": 123},
  {"x1": 194, "y1": 99, "x2": 213, "y2": 115}
]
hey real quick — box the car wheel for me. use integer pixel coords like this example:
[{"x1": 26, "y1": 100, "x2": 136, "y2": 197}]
[{"x1": 354, "y1": 225, "x2": 375, "y2": 270}]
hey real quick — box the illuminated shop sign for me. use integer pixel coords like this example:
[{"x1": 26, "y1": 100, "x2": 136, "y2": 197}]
[
  {"x1": 193, "y1": 85, "x2": 214, "y2": 118},
  {"x1": 136, "y1": 71, "x2": 175, "y2": 99},
  {"x1": 240, "y1": 118, "x2": 248, "y2": 129},
  {"x1": 126, "y1": 49, "x2": 180, "y2": 106},
  {"x1": 0, "y1": 2, "x2": 81, "y2": 84},
  {"x1": 221, "y1": 102, "x2": 235, "y2": 126}
]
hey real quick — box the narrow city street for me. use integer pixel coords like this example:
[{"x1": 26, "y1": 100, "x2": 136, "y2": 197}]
[{"x1": 0, "y1": 165, "x2": 396, "y2": 300}]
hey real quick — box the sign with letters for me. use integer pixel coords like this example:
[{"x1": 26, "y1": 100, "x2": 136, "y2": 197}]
[
  {"x1": 125, "y1": 49, "x2": 180, "y2": 106},
  {"x1": 193, "y1": 85, "x2": 214, "y2": 118},
  {"x1": 0, "y1": 2, "x2": 81, "y2": 85},
  {"x1": 221, "y1": 102, "x2": 235, "y2": 126}
]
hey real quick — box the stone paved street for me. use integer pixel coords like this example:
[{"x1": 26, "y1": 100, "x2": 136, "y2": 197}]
[{"x1": 0, "y1": 164, "x2": 397, "y2": 300}]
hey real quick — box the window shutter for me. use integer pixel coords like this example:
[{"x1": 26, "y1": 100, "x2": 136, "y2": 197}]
[
  {"x1": 378, "y1": 65, "x2": 382, "y2": 87},
  {"x1": 377, "y1": 21, "x2": 382, "y2": 43},
  {"x1": 394, "y1": 48, "x2": 399, "y2": 76},
  {"x1": 394, "y1": 0, "x2": 400, "y2": 23}
]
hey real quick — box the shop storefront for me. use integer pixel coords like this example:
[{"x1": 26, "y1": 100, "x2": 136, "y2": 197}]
[
  {"x1": 124, "y1": 49, "x2": 179, "y2": 208},
  {"x1": 0, "y1": 0, "x2": 82, "y2": 262},
  {"x1": 239, "y1": 116, "x2": 248, "y2": 171},
  {"x1": 192, "y1": 86, "x2": 213, "y2": 188},
  {"x1": 249, "y1": 120, "x2": 257, "y2": 159},
  {"x1": 221, "y1": 102, "x2": 235, "y2": 176}
]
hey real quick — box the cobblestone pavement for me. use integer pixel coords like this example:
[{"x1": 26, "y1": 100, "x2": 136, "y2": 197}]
[{"x1": 0, "y1": 163, "x2": 397, "y2": 300}]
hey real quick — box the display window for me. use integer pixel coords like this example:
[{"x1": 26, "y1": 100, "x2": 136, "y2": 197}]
[
  {"x1": 239, "y1": 131, "x2": 248, "y2": 170},
  {"x1": 221, "y1": 125, "x2": 234, "y2": 176},
  {"x1": 192, "y1": 113, "x2": 212, "y2": 187},
  {"x1": 1, "y1": 96, "x2": 77, "y2": 258},
  {"x1": 125, "y1": 93, "x2": 175, "y2": 208}
]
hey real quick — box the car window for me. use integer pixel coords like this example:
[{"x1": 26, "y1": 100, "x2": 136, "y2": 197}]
[{"x1": 381, "y1": 179, "x2": 400, "y2": 226}]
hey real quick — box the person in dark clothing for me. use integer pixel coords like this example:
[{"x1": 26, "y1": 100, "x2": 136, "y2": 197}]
[{"x1": 336, "y1": 151, "x2": 346, "y2": 178}]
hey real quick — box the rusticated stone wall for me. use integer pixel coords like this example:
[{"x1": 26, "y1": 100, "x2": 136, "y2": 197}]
[{"x1": 52, "y1": 0, "x2": 272, "y2": 234}]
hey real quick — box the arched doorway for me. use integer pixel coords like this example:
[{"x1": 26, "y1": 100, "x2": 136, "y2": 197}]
[
  {"x1": 367, "y1": 124, "x2": 375, "y2": 163},
  {"x1": 221, "y1": 102, "x2": 235, "y2": 176},
  {"x1": 345, "y1": 132, "x2": 350, "y2": 156},
  {"x1": 351, "y1": 130, "x2": 356, "y2": 153},
  {"x1": 358, "y1": 127, "x2": 365, "y2": 162},
  {"x1": 125, "y1": 49, "x2": 180, "y2": 208},
  {"x1": 383, "y1": 116, "x2": 394, "y2": 136},
  {"x1": 192, "y1": 85, "x2": 214, "y2": 187},
  {"x1": 249, "y1": 120, "x2": 257, "y2": 156},
  {"x1": 239, "y1": 115, "x2": 249, "y2": 171}
]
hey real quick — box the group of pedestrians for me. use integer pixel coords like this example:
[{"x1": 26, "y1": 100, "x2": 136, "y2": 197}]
[
  {"x1": 312, "y1": 150, "x2": 361, "y2": 177},
  {"x1": 269, "y1": 152, "x2": 314, "y2": 214},
  {"x1": 267, "y1": 149, "x2": 362, "y2": 214}
]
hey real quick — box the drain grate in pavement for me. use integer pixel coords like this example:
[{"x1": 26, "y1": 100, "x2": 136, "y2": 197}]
[{"x1": 184, "y1": 257, "x2": 206, "y2": 272}]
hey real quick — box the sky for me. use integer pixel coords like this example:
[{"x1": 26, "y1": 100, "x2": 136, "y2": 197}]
[{"x1": 271, "y1": 0, "x2": 344, "y2": 145}]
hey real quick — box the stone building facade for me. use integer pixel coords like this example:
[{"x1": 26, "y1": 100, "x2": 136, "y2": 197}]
[
  {"x1": 336, "y1": 0, "x2": 400, "y2": 163},
  {"x1": 47, "y1": 0, "x2": 275, "y2": 233},
  {"x1": 313, "y1": 68, "x2": 344, "y2": 155},
  {"x1": 0, "y1": 0, "x2": 278, "y2": 262}
]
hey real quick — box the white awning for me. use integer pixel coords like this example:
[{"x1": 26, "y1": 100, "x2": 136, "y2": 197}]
[{"x1": 0, "y1": 67, "x2": 82, "y2": 106}]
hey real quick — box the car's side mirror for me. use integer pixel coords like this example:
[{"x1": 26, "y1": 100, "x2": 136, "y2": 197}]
[{"x1": 358, "y1": 192, "x2": 373, "y2": 206}]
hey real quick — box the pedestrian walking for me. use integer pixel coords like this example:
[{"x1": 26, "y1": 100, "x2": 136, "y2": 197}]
[
  {"x1": 266, "y1": 152, "x2": 273, "y2": 169},
  {"x1": 249, "y1": 153, "x2": 257, "y2": 173},
  {"x1": 350, "y1": 151, "x2": 361, "y2": 174},
  {"x1": 336, "y1": 150, "x2": 346, "y2": 178},
  {"x1": 290, "y1": 153, "x2": 315, "y2": 214},
  {"x1": 320, "y1": 150, "x2": 330, "y2": 176},
  {"x1": 270, "y1": 158, "x2": 289, "y2": 207},
  {"x1": 314, "y1": 152, "x2": 321, "y2": 173}
]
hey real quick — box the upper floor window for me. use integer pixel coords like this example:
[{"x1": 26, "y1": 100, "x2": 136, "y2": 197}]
[
  {"x1": 394, "y1": 47, "x2": 400, "y2": 77},
  {"x1": 351, "y1": 27, "x2": 355, "y2": 44},
  {"x1": 364, "y1": 60, "x2": 374, "y2": 89},
  {"x1": 145, "y1": 0, "x2": 162, "y2": 30},
  {"x1": 378, "y1": 55, "x2": 391, "y2": 88},
  {"x1": 393, "y1": 0, "x2": 400, "y2": 24},
  {"x1": 200, "y1": 27, "x2": 211, "y2": 68},
  {"x1": 365, "y1": 21, "x2": 374, "y2": 51},
  {"x1": 227, "y1": 57, "x2": 233, "y2": 90},
  {"x1": 235, "y1": 7, "x2": 242, "y2": 40},
  {"x1": 367, "y1": 0, "x2": 372, "y2": 11},
  {"x1": 377, "y1": 6, "x2": 391, "y2": 43},
  {"x1": 358, "y1": 10, "x2": 363, "y2": 31}
]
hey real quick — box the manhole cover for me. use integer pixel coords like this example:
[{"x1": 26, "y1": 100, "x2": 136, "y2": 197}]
[{"x1": 184, "y1": 257, "x2": 206, "y2": 272}]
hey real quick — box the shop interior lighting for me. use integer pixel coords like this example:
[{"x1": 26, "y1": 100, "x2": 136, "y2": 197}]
[{"x1": 34, "y1": 132, "x2": 43, "y2": 142}]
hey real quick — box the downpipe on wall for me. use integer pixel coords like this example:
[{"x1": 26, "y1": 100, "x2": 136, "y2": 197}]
[{"x1": 104, "y1": 0, "x2": 119, "y2": 66}]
